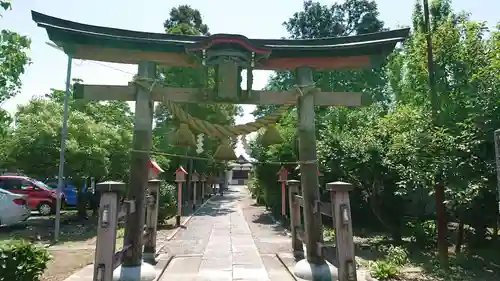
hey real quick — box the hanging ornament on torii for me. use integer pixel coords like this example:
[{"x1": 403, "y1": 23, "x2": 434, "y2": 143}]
[{"x1": 196, "y1": 133, "x2": 204, "y2": 155}]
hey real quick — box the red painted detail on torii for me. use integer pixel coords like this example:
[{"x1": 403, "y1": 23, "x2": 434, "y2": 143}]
[{"x1": 186, "y1": 37, "x2": 272, "y2": 55}]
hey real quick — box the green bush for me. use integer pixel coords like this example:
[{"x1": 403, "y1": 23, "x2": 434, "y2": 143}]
[
  {"x1": 248, "y1": 175, "x2": 266, "y2": 205},
  {"x1": 0, "y1": 240, "x2": 51, "y2": 281},
  {"x1": 407, "y1": 220, "x2": 437, "y2": 248},
  {"x1": 385, "y1": 245, "x2": 409, "y2": 266},
  {"x1": 157, "y1": 182, "x2": 177, "y2": 224},
  {"x1": 368, "y1": 245, "x2": 408, "y2": 280},
  {"x1": 323, "y1": 228, "x2": 336, "y2": 242},
  {"x1": 369, "y1": 260, "x2": 401, "y2": 280}
]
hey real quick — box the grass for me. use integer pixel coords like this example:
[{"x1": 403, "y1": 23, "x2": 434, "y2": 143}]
[
  {"x1": 350, "y1": 231, "x2": 500, "y2": 281},
  {"x1": 0, "y1": 211, "x2": 99, "y2": 246}
]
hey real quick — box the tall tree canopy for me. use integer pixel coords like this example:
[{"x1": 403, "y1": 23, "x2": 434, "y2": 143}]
[
  {"x1": 164, "y1": 4, "x2": 209, "y2": 35},
  {"x1": 0, "y1": 1, "x2": 31, "y2": 166},
  {"x1": 0, "y1": 1, "x2": 31, "y2": 103},
  {"x1": 3, "y1": 84, "x2": 133, "y2": 181},
  {"x1": 249, "y1": 0, "x2": 500, "y2": 257}
]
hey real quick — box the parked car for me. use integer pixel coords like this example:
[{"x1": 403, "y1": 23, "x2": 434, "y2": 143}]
[
  {"x1": 0, "y1": 175, "x2": 59, "y2": 215},
  {"x1": 0, "y1": 188, "x2": 31, "y2": 226},
  {"x1": 46, "y1": 182, "x2": 79, "y2": 207}
]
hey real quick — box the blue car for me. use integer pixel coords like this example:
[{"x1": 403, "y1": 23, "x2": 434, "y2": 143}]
[{"x1": 46, "y1": 182, "x2": 87, "y2": 207}]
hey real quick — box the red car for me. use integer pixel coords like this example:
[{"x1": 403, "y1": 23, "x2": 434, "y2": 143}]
[{"x1": 0, "y1": 175, "x2": 58, "y2": 215}]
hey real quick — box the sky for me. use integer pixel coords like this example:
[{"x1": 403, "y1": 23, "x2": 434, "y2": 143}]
[{"x1": 1, "y1": 0, "x2": 498, "y2": 157}]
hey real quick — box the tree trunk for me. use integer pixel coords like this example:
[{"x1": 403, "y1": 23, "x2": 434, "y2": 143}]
[
  {"x1": 493, "y1": 204, "x2": 499, "y2": 242},
  {"x1": 493, "y1": 219, "x2": 499, "y2": 242},
  {"x1": 368, "y1": 181, "x2": 402, "y2": 243},
  {"x1": 455, "y1": 220, "x2": 464, "y2": 254},
  {"x1": 435, "y1": 184, "x2": 449, "y2": 268}
]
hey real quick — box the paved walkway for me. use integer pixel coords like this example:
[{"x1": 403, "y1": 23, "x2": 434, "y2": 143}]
[{"x1": 160, "y1": 186, "x2": 293, "y2": 281}]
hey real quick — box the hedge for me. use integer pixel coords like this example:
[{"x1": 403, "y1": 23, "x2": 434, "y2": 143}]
[
  {"x1": 0, "y1": 240, "x2": 51, "y2": 281},
  {"x1": 157, "y1": 182, "x2": 177, "y2": 224}
]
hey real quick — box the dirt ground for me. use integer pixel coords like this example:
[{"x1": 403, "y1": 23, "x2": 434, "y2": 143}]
[
  {"x1": 0, "y1": 210, "x2": 180, "y2": 281},
  {"x1": 41, "y1": 249, "x2": 95, "y2": 281}
]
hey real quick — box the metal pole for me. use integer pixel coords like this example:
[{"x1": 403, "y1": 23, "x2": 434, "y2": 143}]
[{"x1": 54, "y1": 55, "x2": 73, "y2": 242}]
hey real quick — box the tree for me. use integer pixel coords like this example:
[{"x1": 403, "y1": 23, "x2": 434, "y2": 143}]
[
  {"x1": 44, "y1": 84, "x2": 134, "y2": 180},
  {"x1": 0, "y1": 1, "x2": 31, "y2": 103},
  {"x1": 0, "y1": 1, "x2": 11, "y2": 11},
  {"x1": 8, "y1": 99, "x2": 110, "y2": 179},
  {"x1": 3, "y1": 79, "x2": 134, "y2": 218},
  {"x1": 0, "y1": 0, "x2": 31, "y2": 173},
  {"x1": 155, "y1": 5, "x2": 241, "y2": 180},
  {"x1": 164, "y1": 5, "x2": 209, "y2": 36},
  {"x1": 249, "y1": 0, "x2": 500, "y2": 262},
  {"x1": 389, "y1": 1, "x2": 500, "y2": 249}
]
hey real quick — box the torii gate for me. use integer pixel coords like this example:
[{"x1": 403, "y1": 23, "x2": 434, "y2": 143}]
[{"x1": 32, "y1": 10, "x2": 408, "y2": 281}]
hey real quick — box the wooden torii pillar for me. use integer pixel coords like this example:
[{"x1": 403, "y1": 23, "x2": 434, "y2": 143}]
[
  {"x1": 31, "y1": 10, "x2": 409, "y2": 280},
  {"x1": 124, "y1": 61, "x2": 155, "y2": 268}
]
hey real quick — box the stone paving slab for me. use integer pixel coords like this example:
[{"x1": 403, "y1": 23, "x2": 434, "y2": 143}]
[
  {"x1": 158, "y1": 256, "x2": 202, "y2": 281},
  {"x1": 160, "y1": 254, "x2": 294, "y2": 281}
]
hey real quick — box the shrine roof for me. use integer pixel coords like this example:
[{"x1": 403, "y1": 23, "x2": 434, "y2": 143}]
[
  {"x1": 149, "y1": 159, "x2": 164, "y2": 173},
  {"x1": 32, "y1": 11, "x2": 410, "y2": 70}
]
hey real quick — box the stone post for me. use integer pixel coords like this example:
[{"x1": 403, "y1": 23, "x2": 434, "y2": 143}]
[
  {"x1": 191, "y1": 172, "x2": 199, "y2": 211},
  {"x1": 287, "y1": 179, "x2": 304, "y2": 258},
  {"x1": 193, "y1": 181, "x2": 197, "y2": 211},
  {"x1": 93, "y1": 181, "x2": 124, "y2": 281},
  {"x1": 327, "y1": 181, "x2": 357, "y2": 281},
  {"x1": 143, "y1": 179, "x2": 161, "y2": 264},
  {"x1": 201, "y1": 175, "x2": 207, "y2": 203}
]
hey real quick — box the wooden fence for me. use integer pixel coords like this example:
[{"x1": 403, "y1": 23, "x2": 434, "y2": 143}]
[{"x1": 288, "y1": 180, "x2": 358, "y2": 281}]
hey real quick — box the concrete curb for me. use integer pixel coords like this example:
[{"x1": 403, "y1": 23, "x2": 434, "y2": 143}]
[
  {"x1": 275, "y1": 253, "x2": 298, "y2": 281},
  {"x1": 152, "y1": 254, "x2": 174, "y2": 281}
]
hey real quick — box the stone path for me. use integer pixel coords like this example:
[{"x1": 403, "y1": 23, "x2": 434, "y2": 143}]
[
  {"x1": 159, "y1": 186, "x2": 294, "y2": 281},
  {"x1": 56, "y1": 197, "x2": 215, "y2": 281}
]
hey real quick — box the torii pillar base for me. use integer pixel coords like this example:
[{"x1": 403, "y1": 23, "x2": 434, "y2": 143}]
[
  {"x1": 113, "y1": 263, "x2": 156, "y2": 281},
  {"x1": 293, "y1": 259, "x2": 338, "y2": 281}
]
